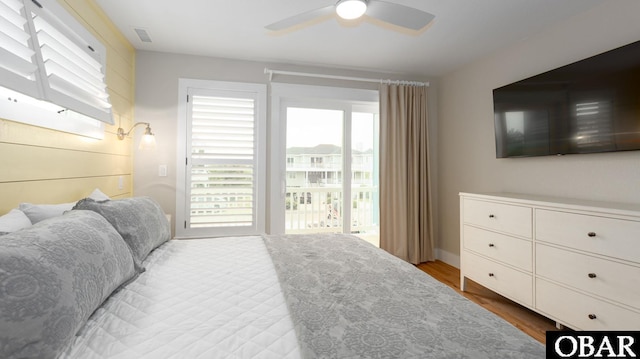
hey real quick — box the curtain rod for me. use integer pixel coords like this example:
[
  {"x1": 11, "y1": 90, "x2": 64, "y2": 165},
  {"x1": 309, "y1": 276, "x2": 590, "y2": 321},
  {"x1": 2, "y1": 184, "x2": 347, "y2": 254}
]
[{"x1": 264, "y1": 68, "x2": 429, "y2": 87}]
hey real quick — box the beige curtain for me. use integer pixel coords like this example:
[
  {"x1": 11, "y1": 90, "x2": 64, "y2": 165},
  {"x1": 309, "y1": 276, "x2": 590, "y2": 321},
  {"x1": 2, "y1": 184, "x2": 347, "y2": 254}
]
[{"x1": 379, "y1": 84, "x2": 434, "y2": 264}]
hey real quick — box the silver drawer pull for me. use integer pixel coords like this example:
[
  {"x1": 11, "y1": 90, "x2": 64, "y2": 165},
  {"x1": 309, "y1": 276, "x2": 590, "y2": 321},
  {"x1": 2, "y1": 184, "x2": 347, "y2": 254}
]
[
  {"x1": 488, "y1": 273, "x2": 495, "y2": 277},
  {"x1": 588, "y1": 314, "x2": 597, "y2": 320},
  {"x1": 587, "y1": 232, "x2": 596, "y2": 237},
  {"x1": 488, "y1": 243, "x2": 495, "y2": 248},
  {"x1": 588, "y1": 273, "x2": 597, "y2": 278},
  {"x1": 489, "y1": 214, "x2": 495, "y2": 219}
]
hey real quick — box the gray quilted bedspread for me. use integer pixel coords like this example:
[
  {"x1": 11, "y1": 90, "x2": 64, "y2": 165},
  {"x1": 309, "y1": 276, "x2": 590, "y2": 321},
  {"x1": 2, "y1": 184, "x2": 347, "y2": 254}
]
[{"x1": 263, "y1": 233, "x2": 544, "y2": 359}]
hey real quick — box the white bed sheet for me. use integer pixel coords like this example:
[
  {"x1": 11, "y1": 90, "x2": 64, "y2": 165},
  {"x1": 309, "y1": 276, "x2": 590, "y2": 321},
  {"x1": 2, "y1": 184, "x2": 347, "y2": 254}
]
[{"x1": 61, "y1": 236, "x2": 301, "y2": 359}]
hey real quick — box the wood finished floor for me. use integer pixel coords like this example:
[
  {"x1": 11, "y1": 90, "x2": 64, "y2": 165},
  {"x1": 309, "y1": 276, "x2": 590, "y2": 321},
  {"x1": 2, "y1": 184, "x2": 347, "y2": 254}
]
[{"x1": 417, "y1": 260, "x2": 558, "y2": 344}]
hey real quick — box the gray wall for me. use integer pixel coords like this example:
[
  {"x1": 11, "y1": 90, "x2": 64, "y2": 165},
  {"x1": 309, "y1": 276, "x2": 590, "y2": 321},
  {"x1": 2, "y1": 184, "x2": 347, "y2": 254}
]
[
  {"x1": 437, "y1": 0, "x2": 640, "y2": 265},
  {"x1": 133, "y1": 52, "x2": 437, "y2": 236}
]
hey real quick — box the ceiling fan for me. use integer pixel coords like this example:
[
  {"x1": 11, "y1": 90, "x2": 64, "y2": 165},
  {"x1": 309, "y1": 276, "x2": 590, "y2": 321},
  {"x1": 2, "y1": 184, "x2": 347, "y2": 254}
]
[{"x1": 265, "y1": 0, "x2": 435, "y2": 32}]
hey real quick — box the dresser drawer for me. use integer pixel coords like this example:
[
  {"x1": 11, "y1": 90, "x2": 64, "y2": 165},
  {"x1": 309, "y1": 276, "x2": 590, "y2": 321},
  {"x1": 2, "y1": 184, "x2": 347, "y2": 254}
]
[
  {"x1": 536, "y1": 244, "x2": 640, "y2": 310},
  {"x1": 536, "y1": 209, "x2": 640, "y2": 263},
  {"x1": 463, "y1": 198, "x2": 532, "y2": 238},
  {"x1": 462, "y1": 251, "x2": 533, "y2": 307},
  {"x1": 536, "y1": 278, "x2": 640, "y2": 330},
  {"x1": 463, "y1": 225, "x2": 532, "y2": 271}
]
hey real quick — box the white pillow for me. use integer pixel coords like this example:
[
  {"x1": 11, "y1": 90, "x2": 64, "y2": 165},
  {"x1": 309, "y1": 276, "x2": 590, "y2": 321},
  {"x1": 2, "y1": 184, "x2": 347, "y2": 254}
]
[
  {"x1": 18, "y1": 202, "x2": 75, "y2": 224},
  {"x1": 17, "y1": 189, "x2": 109, "y2": 225},
  {"x1": 88, "y1": 188, "x2": 110, "y2": 201},
  {"x1": 0, "y1": 209, "x2": 32, "y2": 234}
]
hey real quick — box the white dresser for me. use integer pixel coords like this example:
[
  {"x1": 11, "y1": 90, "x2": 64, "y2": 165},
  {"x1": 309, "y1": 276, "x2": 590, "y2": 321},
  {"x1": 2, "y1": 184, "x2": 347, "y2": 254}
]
[{"x1": 459, "y1": 192, "x2": 640, "y2": 330}]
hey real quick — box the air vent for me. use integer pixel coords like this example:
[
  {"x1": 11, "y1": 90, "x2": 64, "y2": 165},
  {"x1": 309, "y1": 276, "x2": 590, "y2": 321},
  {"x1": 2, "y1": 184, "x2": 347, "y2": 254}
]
[{"x1": 134, "y1": 28, "x2": 152, "y2": 43}]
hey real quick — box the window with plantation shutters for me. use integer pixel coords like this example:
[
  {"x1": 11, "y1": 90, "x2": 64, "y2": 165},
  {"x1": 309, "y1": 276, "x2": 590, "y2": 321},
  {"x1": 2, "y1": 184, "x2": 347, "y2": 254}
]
[
  {"x1": 0, "y1": 0, "x2": 113, "y2": 136},
  {"x1": 176, "y1": 80, "x2": 266, "y2": 238}
]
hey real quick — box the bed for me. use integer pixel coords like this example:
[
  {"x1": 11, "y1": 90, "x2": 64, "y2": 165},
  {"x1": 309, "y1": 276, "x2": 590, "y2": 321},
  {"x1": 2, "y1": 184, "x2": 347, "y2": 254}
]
[{"x1": 0, "y1": 196, "x2": 545, "y2": 358}]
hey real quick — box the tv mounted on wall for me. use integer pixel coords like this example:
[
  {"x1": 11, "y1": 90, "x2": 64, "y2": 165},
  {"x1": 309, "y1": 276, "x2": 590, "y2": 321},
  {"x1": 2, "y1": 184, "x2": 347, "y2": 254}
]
[{"x1": 493, "y1": 40, "x2": 640, "y2": 158}]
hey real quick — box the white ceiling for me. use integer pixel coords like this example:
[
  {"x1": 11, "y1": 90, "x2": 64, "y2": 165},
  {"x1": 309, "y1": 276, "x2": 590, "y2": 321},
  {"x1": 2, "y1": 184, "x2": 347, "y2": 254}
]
[{"x1": 94, "y1": 0, "x2": 604, "y2": 77}]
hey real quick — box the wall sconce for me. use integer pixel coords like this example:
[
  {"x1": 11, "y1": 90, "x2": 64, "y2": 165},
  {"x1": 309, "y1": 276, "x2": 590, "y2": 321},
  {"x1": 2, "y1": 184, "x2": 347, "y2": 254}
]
[{"x1": 117, "y1": 122, "x2": 156, "y2": 150}]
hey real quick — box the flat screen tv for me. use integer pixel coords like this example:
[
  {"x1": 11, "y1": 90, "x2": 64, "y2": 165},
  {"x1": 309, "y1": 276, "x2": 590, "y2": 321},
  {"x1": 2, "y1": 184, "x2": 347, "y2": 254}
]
[{"x1": 493, "y1": 40, "x2": 640, "y2": 158}]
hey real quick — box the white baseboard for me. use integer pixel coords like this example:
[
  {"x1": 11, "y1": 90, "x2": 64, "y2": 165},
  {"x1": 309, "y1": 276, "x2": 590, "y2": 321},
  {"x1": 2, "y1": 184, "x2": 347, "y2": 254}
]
[{"x1": 435, "y1": 249, "x2": 460, "y2": 269}]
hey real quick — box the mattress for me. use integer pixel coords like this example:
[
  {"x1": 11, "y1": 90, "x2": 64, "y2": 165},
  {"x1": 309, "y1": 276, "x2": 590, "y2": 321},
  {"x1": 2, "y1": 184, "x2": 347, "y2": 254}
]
[{"x1": 61, "y1": 236, "x2": 301, "y2": 359}]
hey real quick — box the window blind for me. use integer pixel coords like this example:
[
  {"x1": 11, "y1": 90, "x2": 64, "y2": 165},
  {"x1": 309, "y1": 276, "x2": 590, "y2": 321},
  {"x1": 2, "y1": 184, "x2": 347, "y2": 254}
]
[
  {"x1": 0, "y1": 0, "x2": 113, "y2": 125},
  {"x1": 188, "y1": 95, "x2": 256, "y2": 228}
]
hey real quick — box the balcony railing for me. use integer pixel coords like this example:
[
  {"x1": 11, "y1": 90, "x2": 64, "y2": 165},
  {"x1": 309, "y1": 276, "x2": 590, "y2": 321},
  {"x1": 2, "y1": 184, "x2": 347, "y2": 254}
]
[
  {"x1": 285, "y1": 186, "x2": 378, "y2": 235},
  {"x1": 286, "y1": 162, "x2": 374, "y2": 171}
]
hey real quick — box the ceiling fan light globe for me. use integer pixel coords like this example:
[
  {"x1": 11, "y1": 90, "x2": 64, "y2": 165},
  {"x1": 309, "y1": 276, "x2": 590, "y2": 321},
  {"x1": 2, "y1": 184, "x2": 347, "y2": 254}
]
[{"x1": 336, "y1": 0, "x2": 367, "y2": 20}]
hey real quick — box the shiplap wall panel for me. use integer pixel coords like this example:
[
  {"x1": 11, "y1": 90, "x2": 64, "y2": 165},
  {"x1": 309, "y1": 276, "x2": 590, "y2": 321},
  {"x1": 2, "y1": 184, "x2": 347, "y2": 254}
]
[
  {"x1": 0, "y1": 120, "x2": 128, "y2": 156},
  {"x1": 107, "y1": 68, "x2": 134, "y2": 104},
  {"x1": 0, "y1": 143, "x2": 130, "y2": 182},
  {"x1": 107, "y1": 50, "x2": 134, "y2": 81},
  {"x1": 0, "y1": 176, "x2": 132, "y2": 213},
  {"x1": 0, "y1": 0, "x2": 135, "y2": 215},
  {"x1": 109, "y1": 92, "x2": 134, "y2": 127}
]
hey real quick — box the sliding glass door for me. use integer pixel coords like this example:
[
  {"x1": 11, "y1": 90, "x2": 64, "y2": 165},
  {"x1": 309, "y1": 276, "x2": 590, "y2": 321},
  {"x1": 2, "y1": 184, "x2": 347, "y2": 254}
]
[
  {"x1": 285, "y1": 107, "x2": 345, "y2": 233},
  {"x1": 351, "y1": 111, "x2": 380, "y2": 244},
  {"x1": 282, "y1": 101, "x2": 379, "y2": 244}
]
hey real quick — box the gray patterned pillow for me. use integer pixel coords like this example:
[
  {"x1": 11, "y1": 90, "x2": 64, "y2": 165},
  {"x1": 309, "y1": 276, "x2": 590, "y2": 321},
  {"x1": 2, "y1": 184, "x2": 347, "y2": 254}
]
[
  {"x1": 0, "y1": 210, "x2": 137, "y2": 359},
  {"x1": 73, "y1": 197, "x2": 171, "y2": 267},
  {"x1": 18, "y1": 202, "x2": 75, "y2": 224}
]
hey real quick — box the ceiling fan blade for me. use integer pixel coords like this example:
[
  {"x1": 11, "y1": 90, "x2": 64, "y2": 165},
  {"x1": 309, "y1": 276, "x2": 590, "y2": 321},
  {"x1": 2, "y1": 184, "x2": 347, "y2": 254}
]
[
  {"x1": 265, "y1": 5, "x2": 335, "y2": 31},
  {"x1": 366, "y1": 0, "x2": 435, "y2": 31}
]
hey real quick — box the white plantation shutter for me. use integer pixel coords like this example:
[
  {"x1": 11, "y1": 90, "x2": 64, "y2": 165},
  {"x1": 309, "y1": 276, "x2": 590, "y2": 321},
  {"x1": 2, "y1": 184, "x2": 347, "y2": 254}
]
[
  {"x1": 190, "y1": 95, "x2": 255, "y2": 228},
  {"x1": 177, "y1": 81, "x2": 266, "y2": 237},
  {"x1": 31, "y1": 7, "x2": 112, "y2": 123},
  {"x1": 0, "y1": 0, "x2": 113, "y2": 125},
  {"x1": 0, "y1": 0, "x2": 39, "y2": 98}
]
